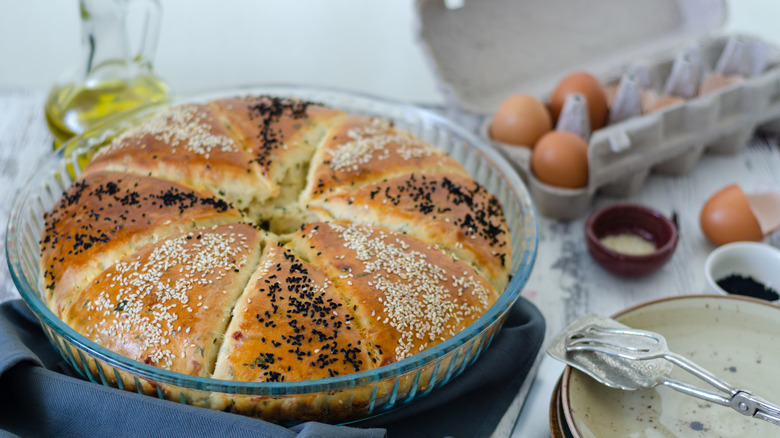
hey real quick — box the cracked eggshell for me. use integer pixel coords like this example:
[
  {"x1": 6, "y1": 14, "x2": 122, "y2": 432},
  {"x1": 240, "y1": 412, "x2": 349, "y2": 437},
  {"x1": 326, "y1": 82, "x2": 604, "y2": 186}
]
[{"x1": 700, "y1": 184, "x2": 763, "y2": 246}]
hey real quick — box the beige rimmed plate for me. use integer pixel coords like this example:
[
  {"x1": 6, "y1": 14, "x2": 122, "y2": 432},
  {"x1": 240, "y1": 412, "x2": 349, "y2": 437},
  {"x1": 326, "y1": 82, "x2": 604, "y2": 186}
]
[
  {"x1": 561, "y1": 295, "x2": 780, "y2": 438},
  {"x1": 550, "y1": 377, "x2": 573, "y2": 438}
]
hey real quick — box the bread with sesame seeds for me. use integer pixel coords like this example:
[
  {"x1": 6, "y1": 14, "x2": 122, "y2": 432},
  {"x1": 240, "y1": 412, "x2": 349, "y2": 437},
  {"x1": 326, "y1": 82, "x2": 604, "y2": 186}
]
[
  {"x1": 40, "y1": 170, "x2": 244, "y2": 318},
  {"x1": 39, "y1": 95, "x2": 514, "y2": 423},
  {"x1": 84, "y1": 97, "x2": 347, "y2": 235},
  {"x1": 208, "y1": 236, "x2": 380, "y2": 420},
  {"x1": 209, "y1": 222, "x2": 499, "y2": 420},
  {"x1": 212, "y1": 236, "x2": 373, "y2": 383},
  {"x1": 63, "y1": 224, "x2": 264, "y2": 376},
  {"x1": 82, "y1": 104, "x2": 275, "y2": 210},
  {"x1": 286, "y1": 221, "x2": 499, "y2": 364},
  {"x1": 306, "y1": 172, "x2": 511, "y2": 291},
  {"x1": 209, "y1": 97, "x2": 347, "y2": 234},
  {"x1": 300, "y1": 115, "x2": 469, "y2": 204}
]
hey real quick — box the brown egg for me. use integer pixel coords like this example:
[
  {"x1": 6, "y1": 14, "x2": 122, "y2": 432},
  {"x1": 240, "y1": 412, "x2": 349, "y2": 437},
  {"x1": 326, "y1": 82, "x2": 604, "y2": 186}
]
[
  {"x1": 531, "y1": 130, "x2": 589, "y2": 189},
  {"x1": 645, "y1": 95, "x2": 685, "y2": 113},
  {"x1": 604, "y1": 83, "x2": 619, "y2": 107},
  {"x1": 699, "y1": 73, "x2": 745, "y2": 96},
  {"x1": 490, "y1": 94, "x2": 552, "y2": 147},
  {"x1": 700, "y1": 184, "x2": 763, "y2": 246},
  {"x1": 549, "y1": 72, "x2": 608, "y2": 131}
]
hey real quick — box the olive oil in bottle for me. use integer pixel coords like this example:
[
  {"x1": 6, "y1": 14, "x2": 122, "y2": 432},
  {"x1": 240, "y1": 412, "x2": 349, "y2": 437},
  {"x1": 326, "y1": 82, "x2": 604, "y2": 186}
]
[
  {"x1": 48, "y1": 0, "x2": 168, "y2": 149},
  {"x1": 45, "y1": 74, "x2": 170, "y2": 148}
]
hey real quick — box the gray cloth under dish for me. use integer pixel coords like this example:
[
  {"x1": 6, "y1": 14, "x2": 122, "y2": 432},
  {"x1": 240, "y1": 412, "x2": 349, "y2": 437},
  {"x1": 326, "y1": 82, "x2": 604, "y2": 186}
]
[{"x1": 0, "y1": 297, "x2": 544, "y2": 438}]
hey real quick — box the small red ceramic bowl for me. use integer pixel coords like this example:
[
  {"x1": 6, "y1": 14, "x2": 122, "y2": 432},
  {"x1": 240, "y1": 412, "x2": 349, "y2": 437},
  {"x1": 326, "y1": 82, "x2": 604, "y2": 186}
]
[{"x1": 585, "y1": 203, "x2": 678, "y2": 277}]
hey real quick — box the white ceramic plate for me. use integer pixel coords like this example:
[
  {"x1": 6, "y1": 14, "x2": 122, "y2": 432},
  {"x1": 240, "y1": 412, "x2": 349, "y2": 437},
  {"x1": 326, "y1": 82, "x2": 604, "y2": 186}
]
[{"x1": 561, "y1": 295, "x2": 780, "y2": 438}]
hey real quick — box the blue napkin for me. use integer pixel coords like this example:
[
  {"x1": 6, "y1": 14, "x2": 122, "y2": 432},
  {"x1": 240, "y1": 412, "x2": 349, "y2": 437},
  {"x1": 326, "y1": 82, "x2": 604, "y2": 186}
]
[{"x1": 0, "y1": 297, "x2": 544, "y2": 438}]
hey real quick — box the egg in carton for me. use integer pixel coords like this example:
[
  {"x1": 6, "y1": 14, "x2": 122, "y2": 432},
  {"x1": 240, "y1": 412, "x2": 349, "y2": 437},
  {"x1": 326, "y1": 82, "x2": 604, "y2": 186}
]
[{"x1": 415, "y1": 0, "x2": 780, "y2": 220}]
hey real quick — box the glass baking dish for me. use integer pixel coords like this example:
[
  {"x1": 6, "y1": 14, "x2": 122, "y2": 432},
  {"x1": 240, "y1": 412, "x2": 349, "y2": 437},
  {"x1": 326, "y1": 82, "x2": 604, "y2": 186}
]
[{"x1": 6, "y1": 86, "x2": 538, "y2": 425}]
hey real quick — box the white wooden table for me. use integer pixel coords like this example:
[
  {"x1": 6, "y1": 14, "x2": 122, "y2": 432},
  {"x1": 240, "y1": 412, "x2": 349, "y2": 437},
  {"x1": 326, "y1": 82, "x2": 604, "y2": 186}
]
[{"x1": 2, "y1": 87, "x2": 779, "y2": 437}]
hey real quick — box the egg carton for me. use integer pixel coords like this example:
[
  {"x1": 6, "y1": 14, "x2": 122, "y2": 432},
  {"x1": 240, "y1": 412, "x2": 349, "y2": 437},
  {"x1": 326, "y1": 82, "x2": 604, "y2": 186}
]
[
  {"x1": 416, "y1": 0, "x2": 780, "y2": 220},
  {"x1": 487, "y1": 35, "x2": 780, "y2": 219}
]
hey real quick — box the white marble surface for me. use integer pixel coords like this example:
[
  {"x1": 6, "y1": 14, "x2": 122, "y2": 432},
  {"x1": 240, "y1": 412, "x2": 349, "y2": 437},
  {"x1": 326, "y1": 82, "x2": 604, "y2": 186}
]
[
  {"x1": 2, "y1": 88, "x2": 780, "y2": 437},
  {"x1": 0, "y1": 89, "x2": 53, "y2": 303}
]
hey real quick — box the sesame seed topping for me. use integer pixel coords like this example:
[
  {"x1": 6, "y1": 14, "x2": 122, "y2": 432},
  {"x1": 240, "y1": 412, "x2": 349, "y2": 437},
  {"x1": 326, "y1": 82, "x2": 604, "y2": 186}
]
[
  {"x1": 78, "y1": 227, "x2": 253, "y2": 370},
  {"x1": 328, "y1": 118, "x2": 440, "y2": 172},
  {"x1": 96, "y1": 105, "x2": 238, "y2": 160},
  {"x1": 321, "y1": 222, "x2": 492, "y2": 360}
]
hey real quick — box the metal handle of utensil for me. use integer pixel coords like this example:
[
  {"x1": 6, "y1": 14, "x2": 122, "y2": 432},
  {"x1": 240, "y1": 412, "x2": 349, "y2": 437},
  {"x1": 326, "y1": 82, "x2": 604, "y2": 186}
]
[
  {"x1": 661, "y1": 378, "x2": 732, "y2": 407},
  {"x1": 731, "y1": 392, "x2": 780, "y2": 426},
  {"x1": 663, "y1": 352, "x2": 735, "y2": 395},
  {"x1": 661, "y1": 351, "x2": 780, "y2": 426}
]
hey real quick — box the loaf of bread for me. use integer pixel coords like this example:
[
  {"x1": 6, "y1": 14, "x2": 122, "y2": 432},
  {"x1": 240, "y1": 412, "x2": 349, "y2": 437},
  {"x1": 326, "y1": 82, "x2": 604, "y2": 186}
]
[{"x1": 40, "y1": 95, "x2": 511, "y2": 420}]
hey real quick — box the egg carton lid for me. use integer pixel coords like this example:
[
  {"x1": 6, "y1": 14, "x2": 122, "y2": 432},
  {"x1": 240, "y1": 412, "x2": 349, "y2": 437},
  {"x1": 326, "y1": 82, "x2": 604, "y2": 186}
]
[{"x1": 415, "y1": 0, "x2": 726, "y2": 115}]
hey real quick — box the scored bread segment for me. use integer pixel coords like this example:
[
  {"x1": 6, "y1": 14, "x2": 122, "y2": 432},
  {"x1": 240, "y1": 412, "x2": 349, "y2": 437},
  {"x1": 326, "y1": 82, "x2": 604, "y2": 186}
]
[
  {"x1": 63, "y1": 224, "x2": 264, "y2": 376},
  {"x1": 300, "y1": 115, "x2": 469, "y2": 204},
  {"x1": 40, "y1": 170, "x2": 244, "y2": 318},
  {"x1": 82, "y1": 104, "x2": 274, "y2": 209},
  {"x1": 287, "y1": 221, "x2": 499, "y2": 365},
  {"x1": 212, "y1": 238, "x2": 373, "y2": 384},
  {"x1": 308, "y1": 172, "x2": 511, "y2": 291},
  {"x1": 211, "y1": 96, "x2": 347, "y2": 233}
]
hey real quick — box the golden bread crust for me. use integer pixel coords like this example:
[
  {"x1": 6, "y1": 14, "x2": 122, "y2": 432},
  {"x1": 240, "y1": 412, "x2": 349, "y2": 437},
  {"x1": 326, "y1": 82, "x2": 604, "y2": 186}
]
[
  {"x1": 40, "y1": 170, "x2": 243, "y2": 317},
  {"x1": 211, "y1": 97, "x2": 346, "y2": 198},
  {"x1": 64, "y1": 224, "x2": 263, "y2": 376},
  {"x1": 213, "y1": 239, "x2": 373, "y2": 383},
  {"x1": 309, "y1": 172, "x2": 511, "y2": 290},
  {"x1": 211, "y1": 96, "x2": 345, "y2": 167},
  {"x1": 301, "y1": 116, "x2": 469, "y2": 203},
  {"x1": 83, "y1": 104, "x2": 274, "y2": 207},
  {"x1": 287, "y1": 221, "x2": 498, "y2": 364}
]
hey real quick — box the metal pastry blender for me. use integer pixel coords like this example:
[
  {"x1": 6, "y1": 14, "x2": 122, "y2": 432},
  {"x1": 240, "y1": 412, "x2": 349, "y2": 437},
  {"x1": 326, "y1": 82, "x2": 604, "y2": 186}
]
[{"x1": 548, "y1": 313, "x2": 780, "y2": 426}]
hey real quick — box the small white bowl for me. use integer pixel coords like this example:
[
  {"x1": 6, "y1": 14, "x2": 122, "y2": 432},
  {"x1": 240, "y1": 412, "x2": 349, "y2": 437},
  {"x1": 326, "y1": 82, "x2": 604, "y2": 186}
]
[{"x1": 704, "y1": 242, "x2": 780, "y2": 302}]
